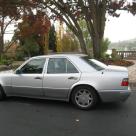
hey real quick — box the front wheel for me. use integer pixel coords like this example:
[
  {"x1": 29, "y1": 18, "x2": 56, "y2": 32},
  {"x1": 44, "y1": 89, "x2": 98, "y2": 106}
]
[
  {"x1": 71, "y1": 86, "x2": 98, "y2": 110},
  {"x1": 0, "y1": 86, "x2": 5, "y2": 100}
]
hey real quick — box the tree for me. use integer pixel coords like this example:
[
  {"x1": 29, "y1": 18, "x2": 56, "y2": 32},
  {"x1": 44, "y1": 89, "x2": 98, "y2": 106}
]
[
  {"x1": 79, "y1": 19, "x2": 92, "y2": 49},
  {"x1": 2, "y1": 0, "x2": 136, "y2": 58},
  {"x1": 49, "y1": 25, "x2": 57, "y2": 52},
  {"x1": 0, "y1": 0, "x2": 40, "y2": 56},
  {"x1": 0, "y1": 0, "x2": 21, "y2": 55},
  {"x1": 22, "y1": 37, "x2": 40, "y2": 57},
  {"x1": 33, "y1": 0, "x2": 136, "y2": 59},
  {"x1": 15, "y1": 10, "x2": 51, "y2": 55},
  {"x1": 61, "y1": 33, "x2": 79, "y2": 52}
]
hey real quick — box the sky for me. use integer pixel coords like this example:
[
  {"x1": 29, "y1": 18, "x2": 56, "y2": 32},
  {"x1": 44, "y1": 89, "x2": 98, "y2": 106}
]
[
  {"x1": 105, "y1": 11, "x2": 136, "y2": 43},
  {"x1": 4, "y1": 11, "x2": 136, "y2": 43}
]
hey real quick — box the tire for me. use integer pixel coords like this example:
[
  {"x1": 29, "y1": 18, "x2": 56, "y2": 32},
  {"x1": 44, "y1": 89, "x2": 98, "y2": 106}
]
[
  {"x1": 71, "y1": 86, "x2": 98, "y2": 110},
  {"x1": 0, "y1": 86, "x2": 5, "y2": 100}
]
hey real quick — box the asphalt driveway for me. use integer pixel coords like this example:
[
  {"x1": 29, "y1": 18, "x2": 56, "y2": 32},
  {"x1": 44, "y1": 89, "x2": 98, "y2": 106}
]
[{"x1": 0, "y1": 91, "x2": 136, "y2": 136}]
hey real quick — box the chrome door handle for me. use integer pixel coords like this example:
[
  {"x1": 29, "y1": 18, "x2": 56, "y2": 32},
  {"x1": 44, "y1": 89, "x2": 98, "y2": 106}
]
[
  {"x1": 34, "y1": 77, "x2": 42, "y2": 80},
  {"x1": 68, "y1": 77, "x2": 78, "y2": 80}
]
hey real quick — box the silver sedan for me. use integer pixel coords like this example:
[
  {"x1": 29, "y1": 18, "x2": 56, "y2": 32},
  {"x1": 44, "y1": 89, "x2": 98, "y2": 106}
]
[{"x1": 0, "y1": 54, "x2": 131, "y2": 110}]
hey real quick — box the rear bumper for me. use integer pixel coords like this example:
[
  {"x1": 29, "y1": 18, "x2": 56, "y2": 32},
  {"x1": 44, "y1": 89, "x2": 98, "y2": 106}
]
[{"x1": 98, "y1": 88, "x2": 131, "y2": 102}]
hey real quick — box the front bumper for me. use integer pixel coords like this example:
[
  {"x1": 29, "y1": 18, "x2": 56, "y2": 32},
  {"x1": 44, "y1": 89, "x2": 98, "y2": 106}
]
[{"x1": 98, "y1": 88, "x2": 131, "y2": 102}]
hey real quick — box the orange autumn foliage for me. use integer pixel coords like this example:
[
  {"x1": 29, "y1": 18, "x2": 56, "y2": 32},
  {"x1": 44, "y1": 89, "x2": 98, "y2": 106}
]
[{"x1": 17, "y1": 11, "x2": 51, "y2": 38}]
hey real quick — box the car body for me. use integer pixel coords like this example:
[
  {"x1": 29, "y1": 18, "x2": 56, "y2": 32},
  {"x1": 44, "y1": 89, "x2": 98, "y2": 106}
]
[{"x1": 0, "y1": 54, "x2": 131, "y2": 109}]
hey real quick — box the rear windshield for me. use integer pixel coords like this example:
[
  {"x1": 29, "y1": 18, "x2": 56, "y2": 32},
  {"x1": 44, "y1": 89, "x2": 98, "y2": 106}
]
[{"x1": 81, "y1": 57, "x2": 105, "y2": 71}]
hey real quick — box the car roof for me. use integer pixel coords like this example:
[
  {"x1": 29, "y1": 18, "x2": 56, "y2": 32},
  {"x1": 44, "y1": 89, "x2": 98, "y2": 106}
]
[
  {"x1": 26, "y1": 53, "x2": 96, "y2": 72},
  {"x1": 31, "y1": 53, "x2": 87, "y2": 59}
]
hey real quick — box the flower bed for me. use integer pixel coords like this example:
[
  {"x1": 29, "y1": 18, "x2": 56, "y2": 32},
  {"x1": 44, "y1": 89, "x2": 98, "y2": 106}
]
[{"x1": 101, "y1": 59, "x2": 134, "y2": 67}]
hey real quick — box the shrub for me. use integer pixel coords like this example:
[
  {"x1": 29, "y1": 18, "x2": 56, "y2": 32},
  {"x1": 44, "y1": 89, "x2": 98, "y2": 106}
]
[
  {"x1": 58, "y1": 34, "x2": 79, "y2": 52},
  {"x1": 15, "y1": 51, "x2": 25, "y2": 61},
  {"x1": 0, "y1": 55, "x2": 13, "y2": 65},
  {"x1": 101, "y1": 38, "x2": 110, "y2": 57}
]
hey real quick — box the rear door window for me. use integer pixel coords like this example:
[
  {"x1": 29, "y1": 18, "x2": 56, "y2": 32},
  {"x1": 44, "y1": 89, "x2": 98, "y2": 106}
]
[{"x1": 47, "y1": 58, "x2": 78, "y2": 74}]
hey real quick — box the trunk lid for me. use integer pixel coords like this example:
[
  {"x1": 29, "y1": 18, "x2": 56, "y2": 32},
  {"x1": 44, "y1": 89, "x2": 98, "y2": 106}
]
[{"x1": 106, "y1": 65, "x2": 128, "y2": 72}]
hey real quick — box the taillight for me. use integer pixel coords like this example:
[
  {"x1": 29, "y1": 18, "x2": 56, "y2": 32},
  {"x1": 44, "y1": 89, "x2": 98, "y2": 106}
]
[{"x1": 121, "y1": 78, "x2": 129, "y2": 86}]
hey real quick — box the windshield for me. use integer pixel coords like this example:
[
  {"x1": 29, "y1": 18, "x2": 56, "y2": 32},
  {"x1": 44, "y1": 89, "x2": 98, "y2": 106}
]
[{"x1": 81, "y1": 57, "x2": 106, "y2": 71}]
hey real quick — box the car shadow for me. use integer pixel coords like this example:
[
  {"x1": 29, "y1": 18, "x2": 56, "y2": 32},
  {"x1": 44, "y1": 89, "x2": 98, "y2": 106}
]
[
  {"x1": 3, "y1": 96, "x2": 127, "y2": 111},
  {"x1": 4, "y1": 96, "x2": 73, "y2": 109},
  {"x1": 96, "y1": 102, "x2": 124, "y2": 111}
]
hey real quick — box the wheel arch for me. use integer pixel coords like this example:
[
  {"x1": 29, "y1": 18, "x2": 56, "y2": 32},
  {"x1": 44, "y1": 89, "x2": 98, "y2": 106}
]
[{"x1": 68, "y1": 84, "x2": 101, "y2": 102}]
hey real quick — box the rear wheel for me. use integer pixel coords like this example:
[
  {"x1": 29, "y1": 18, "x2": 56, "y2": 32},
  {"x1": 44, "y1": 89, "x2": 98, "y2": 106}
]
[{"x1": 71, "y1": 86, "x2": 98, "y2": 110}]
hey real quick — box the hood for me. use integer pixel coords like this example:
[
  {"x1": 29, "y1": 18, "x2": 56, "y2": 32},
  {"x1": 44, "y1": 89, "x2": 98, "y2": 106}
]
[
  {"x1": 106, "y1": 65, "x2": 128, "y2": 72},
  {"x1": 0, "y1": 70, "x2": 14, "y2": 74}
]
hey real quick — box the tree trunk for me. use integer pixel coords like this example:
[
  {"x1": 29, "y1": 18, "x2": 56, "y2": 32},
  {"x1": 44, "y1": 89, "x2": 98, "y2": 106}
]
[
  {"x1": 0, "y1": 35, "x2": 4, "y2": 56},
  {"x1": 77, "y1": 34, "x2": 88, "y2": 54},
  {"x1": 92, "y1": 35, "x2": 102, "y2": 59},
  {"x1": 0, "y1": 16, "x2": 5, "y2": 57}
]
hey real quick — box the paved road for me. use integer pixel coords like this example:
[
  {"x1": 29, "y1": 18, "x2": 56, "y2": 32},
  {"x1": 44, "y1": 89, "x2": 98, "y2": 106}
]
[{"x1": 0, "y1": 92, "x2": 136, "y2": 136}]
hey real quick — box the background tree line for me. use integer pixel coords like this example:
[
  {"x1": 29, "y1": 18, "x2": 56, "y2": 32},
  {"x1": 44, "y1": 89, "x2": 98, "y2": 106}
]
[{"x1": 0, "y1": 0, "x2": 136, "y2": 59}]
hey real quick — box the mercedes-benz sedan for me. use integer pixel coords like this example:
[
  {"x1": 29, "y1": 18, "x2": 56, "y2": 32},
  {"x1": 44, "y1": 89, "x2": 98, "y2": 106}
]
[{"x1": 0, "y1": 54, "x2": 131, "y2": 110}]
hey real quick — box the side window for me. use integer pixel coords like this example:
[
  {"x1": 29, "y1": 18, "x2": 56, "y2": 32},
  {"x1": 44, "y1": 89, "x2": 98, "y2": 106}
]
[
  {"x1": 21, "y1": 58, "x2": 46, "y2": 74},
  {"x1": 47, "y1": 58, "x2": 78, "y2": 74},
  {"x1": 47, "y1": 58, "x2": 66, "y2": 74},
  {"x1": 66, "y1": 60, "x2": 78, "y2": 73}
]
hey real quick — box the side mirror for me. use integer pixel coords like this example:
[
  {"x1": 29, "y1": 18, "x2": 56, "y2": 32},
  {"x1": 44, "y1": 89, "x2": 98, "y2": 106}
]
[{"x1": 16, "y1": 69, "x2": 22, "y2": 74}]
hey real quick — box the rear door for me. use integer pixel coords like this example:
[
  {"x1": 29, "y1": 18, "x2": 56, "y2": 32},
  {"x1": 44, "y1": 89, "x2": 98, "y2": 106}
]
[{"x1": 43, "y1": 57, "x2": 81, "y2": 99}]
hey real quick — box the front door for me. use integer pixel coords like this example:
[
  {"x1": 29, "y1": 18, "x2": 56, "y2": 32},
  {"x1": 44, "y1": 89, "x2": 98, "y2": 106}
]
[
  {"x1": 12, "y1": 58, "x2": 46, "y2": 97},
  {"x1": 43, "y1": 58, "x2": 81, "y2": 99}
]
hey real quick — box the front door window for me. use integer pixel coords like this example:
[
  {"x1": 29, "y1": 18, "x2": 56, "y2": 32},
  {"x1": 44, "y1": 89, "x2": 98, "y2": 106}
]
[{"x1": 20, "y1": 58, "x2": 46, "y2": 74}]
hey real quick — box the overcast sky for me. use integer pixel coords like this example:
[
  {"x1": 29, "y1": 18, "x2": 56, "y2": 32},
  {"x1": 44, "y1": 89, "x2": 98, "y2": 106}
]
[
  {"x1": 105, "y1": 11, "x2": 136, "y2": 42},
  {"x1": 4, "y1": 11, "x2": 136, "y2": 43}
]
